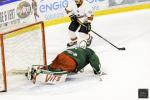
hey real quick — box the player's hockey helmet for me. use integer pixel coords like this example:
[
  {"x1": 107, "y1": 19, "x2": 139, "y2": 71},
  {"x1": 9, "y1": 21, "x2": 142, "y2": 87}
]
[{"x1": 74, "y1": 0, "x2": 83, "y2": 4}]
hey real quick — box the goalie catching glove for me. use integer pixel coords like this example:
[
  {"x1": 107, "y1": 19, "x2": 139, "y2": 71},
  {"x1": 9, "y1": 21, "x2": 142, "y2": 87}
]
[{"x1": 25, "y1": 66, "x2": 41, "y2": 84}]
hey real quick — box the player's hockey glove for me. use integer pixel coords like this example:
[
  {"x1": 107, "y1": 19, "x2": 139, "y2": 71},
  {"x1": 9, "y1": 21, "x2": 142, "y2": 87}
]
[
  {"x1": 94, "y1": 70, "x2": 101, "y2": 75},
  {"x1": 84, "y1": 22, "x2": 91, "y2": 32},
  {"x1": 70, "y1": 15, "x2": 78, "y2": 22},
  {"x1": 94, "y1": 71, "x2": 107, "y2": 81}
]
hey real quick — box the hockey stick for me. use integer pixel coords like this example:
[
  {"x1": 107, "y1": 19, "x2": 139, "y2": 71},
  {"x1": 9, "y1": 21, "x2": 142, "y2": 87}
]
[
  {"x1": 7, "y1": 65, "x2": 48, "y2": 75},
  {"x1": 8, "y1": 69, "x2": 28, "y2": 75},
  {"x1": 77, "y1": 20, "x2": 126, "y2": 50}
]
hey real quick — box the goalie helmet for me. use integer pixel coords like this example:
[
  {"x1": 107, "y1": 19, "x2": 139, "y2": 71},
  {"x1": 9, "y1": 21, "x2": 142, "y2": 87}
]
[{"x1": 78, "y1": 40, "x2": 87, "y2": 49}]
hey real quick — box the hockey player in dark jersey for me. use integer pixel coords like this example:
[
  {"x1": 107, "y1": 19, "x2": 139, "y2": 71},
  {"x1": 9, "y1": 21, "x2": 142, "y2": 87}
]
[{"x1": 26, "y1": 48, "x2": 102, "y2": 84}]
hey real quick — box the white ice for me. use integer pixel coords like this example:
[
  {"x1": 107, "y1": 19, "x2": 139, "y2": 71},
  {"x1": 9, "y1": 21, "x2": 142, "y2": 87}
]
[{"x1": 1, "y1": 9, "x2": 150, "y2": 100}]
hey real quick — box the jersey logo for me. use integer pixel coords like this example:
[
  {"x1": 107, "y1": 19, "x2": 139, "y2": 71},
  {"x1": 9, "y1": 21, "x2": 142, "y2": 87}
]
[{"x1": 66, "y1": 50, "x2": 78, "y2": 57}]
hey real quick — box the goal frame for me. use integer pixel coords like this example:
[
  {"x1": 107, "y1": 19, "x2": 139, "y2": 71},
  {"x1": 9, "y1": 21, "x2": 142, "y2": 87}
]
[{"x1": 0, "y1": 21, "x2": 47, "y2": 92}]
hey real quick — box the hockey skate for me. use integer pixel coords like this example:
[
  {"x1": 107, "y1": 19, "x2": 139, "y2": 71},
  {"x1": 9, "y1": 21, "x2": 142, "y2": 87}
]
[
  {"x1": 67, "y1": 41, "x2": 77, "y2": 47},
  {"x1": 87, "y1": 36, "x2": 93, "y2": 46}
]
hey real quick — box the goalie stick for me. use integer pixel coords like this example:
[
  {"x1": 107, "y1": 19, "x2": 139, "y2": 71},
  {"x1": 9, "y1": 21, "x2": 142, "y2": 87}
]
[
  {"x1": 8, "y1": 69, "x2": 28, "y2": 75},
  {"x1": 7, "y1": 65, "x2": 48, "y2": 75},
  {"x1": 8, "y1": 65, "x2": 66, "y2": 75},
  {"x1": 77, "y1": 20, "x2": 126, "y2": 50}
]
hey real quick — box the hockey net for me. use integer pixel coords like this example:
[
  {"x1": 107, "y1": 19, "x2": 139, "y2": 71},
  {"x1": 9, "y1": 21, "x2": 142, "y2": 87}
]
[{"x1": 0, "y1": 21, "x2": 47, "y2": 92}]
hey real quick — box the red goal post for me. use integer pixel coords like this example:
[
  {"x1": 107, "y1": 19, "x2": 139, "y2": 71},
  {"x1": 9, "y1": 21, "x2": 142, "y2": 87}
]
[{"x1": 0, "y1": 21, "x2": 47, "y2": 92}]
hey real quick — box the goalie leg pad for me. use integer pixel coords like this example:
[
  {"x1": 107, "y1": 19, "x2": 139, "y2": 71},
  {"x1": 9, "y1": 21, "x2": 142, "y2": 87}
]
[{"x1": 33, "y1": 70, "x2": 68, "y2": 84}]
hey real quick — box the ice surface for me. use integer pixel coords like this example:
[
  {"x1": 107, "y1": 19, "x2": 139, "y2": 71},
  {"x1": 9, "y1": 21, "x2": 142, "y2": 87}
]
[{"x1": 1, "y1": 9, "x2": 150, "y2": 100}]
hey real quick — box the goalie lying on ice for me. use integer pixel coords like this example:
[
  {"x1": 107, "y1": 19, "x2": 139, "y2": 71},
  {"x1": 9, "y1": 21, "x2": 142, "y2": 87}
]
[{"x1": 27, "y1": 47, "x2": 102, "y2": 84}]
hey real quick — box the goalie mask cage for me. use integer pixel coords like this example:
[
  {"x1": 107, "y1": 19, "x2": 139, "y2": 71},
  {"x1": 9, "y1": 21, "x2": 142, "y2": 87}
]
[{"x1": 0, "y1": 21, "x2": 47, "y2": 92}]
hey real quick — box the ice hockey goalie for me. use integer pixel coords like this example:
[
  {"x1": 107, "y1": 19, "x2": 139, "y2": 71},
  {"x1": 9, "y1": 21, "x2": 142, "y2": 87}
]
[{"x1": 26, "y1": 47, "x2": 102, "y2": 84}]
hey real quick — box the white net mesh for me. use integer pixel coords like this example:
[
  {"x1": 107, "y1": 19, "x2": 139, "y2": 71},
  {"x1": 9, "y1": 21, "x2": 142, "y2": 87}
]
[
  {"x1": 0, "y1": 22, "x2": 46, "y2": 91},
  {"x1": 0, "y1": 48, "x2": 3, "y2": 91}
]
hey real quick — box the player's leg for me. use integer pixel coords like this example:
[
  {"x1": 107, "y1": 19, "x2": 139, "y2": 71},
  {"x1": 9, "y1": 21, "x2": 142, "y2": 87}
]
[
  {"x1": 78, "y1": 25, "x2": 93, "y2": 47},
  {"x1": 67, "y1": 21, "x2": 80, "y2": 47},
  {"x1": 26, "y1": 66, "x2": 68, "y2": 84},
  {"x1": 26, "y1": 61, "x2": 69, "y2": 84}
]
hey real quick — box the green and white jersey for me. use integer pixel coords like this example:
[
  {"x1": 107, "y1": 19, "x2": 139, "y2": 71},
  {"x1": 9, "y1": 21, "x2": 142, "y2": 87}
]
[{"x1": 64, "y1": 48, "x2": 100, "y2": 72}]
